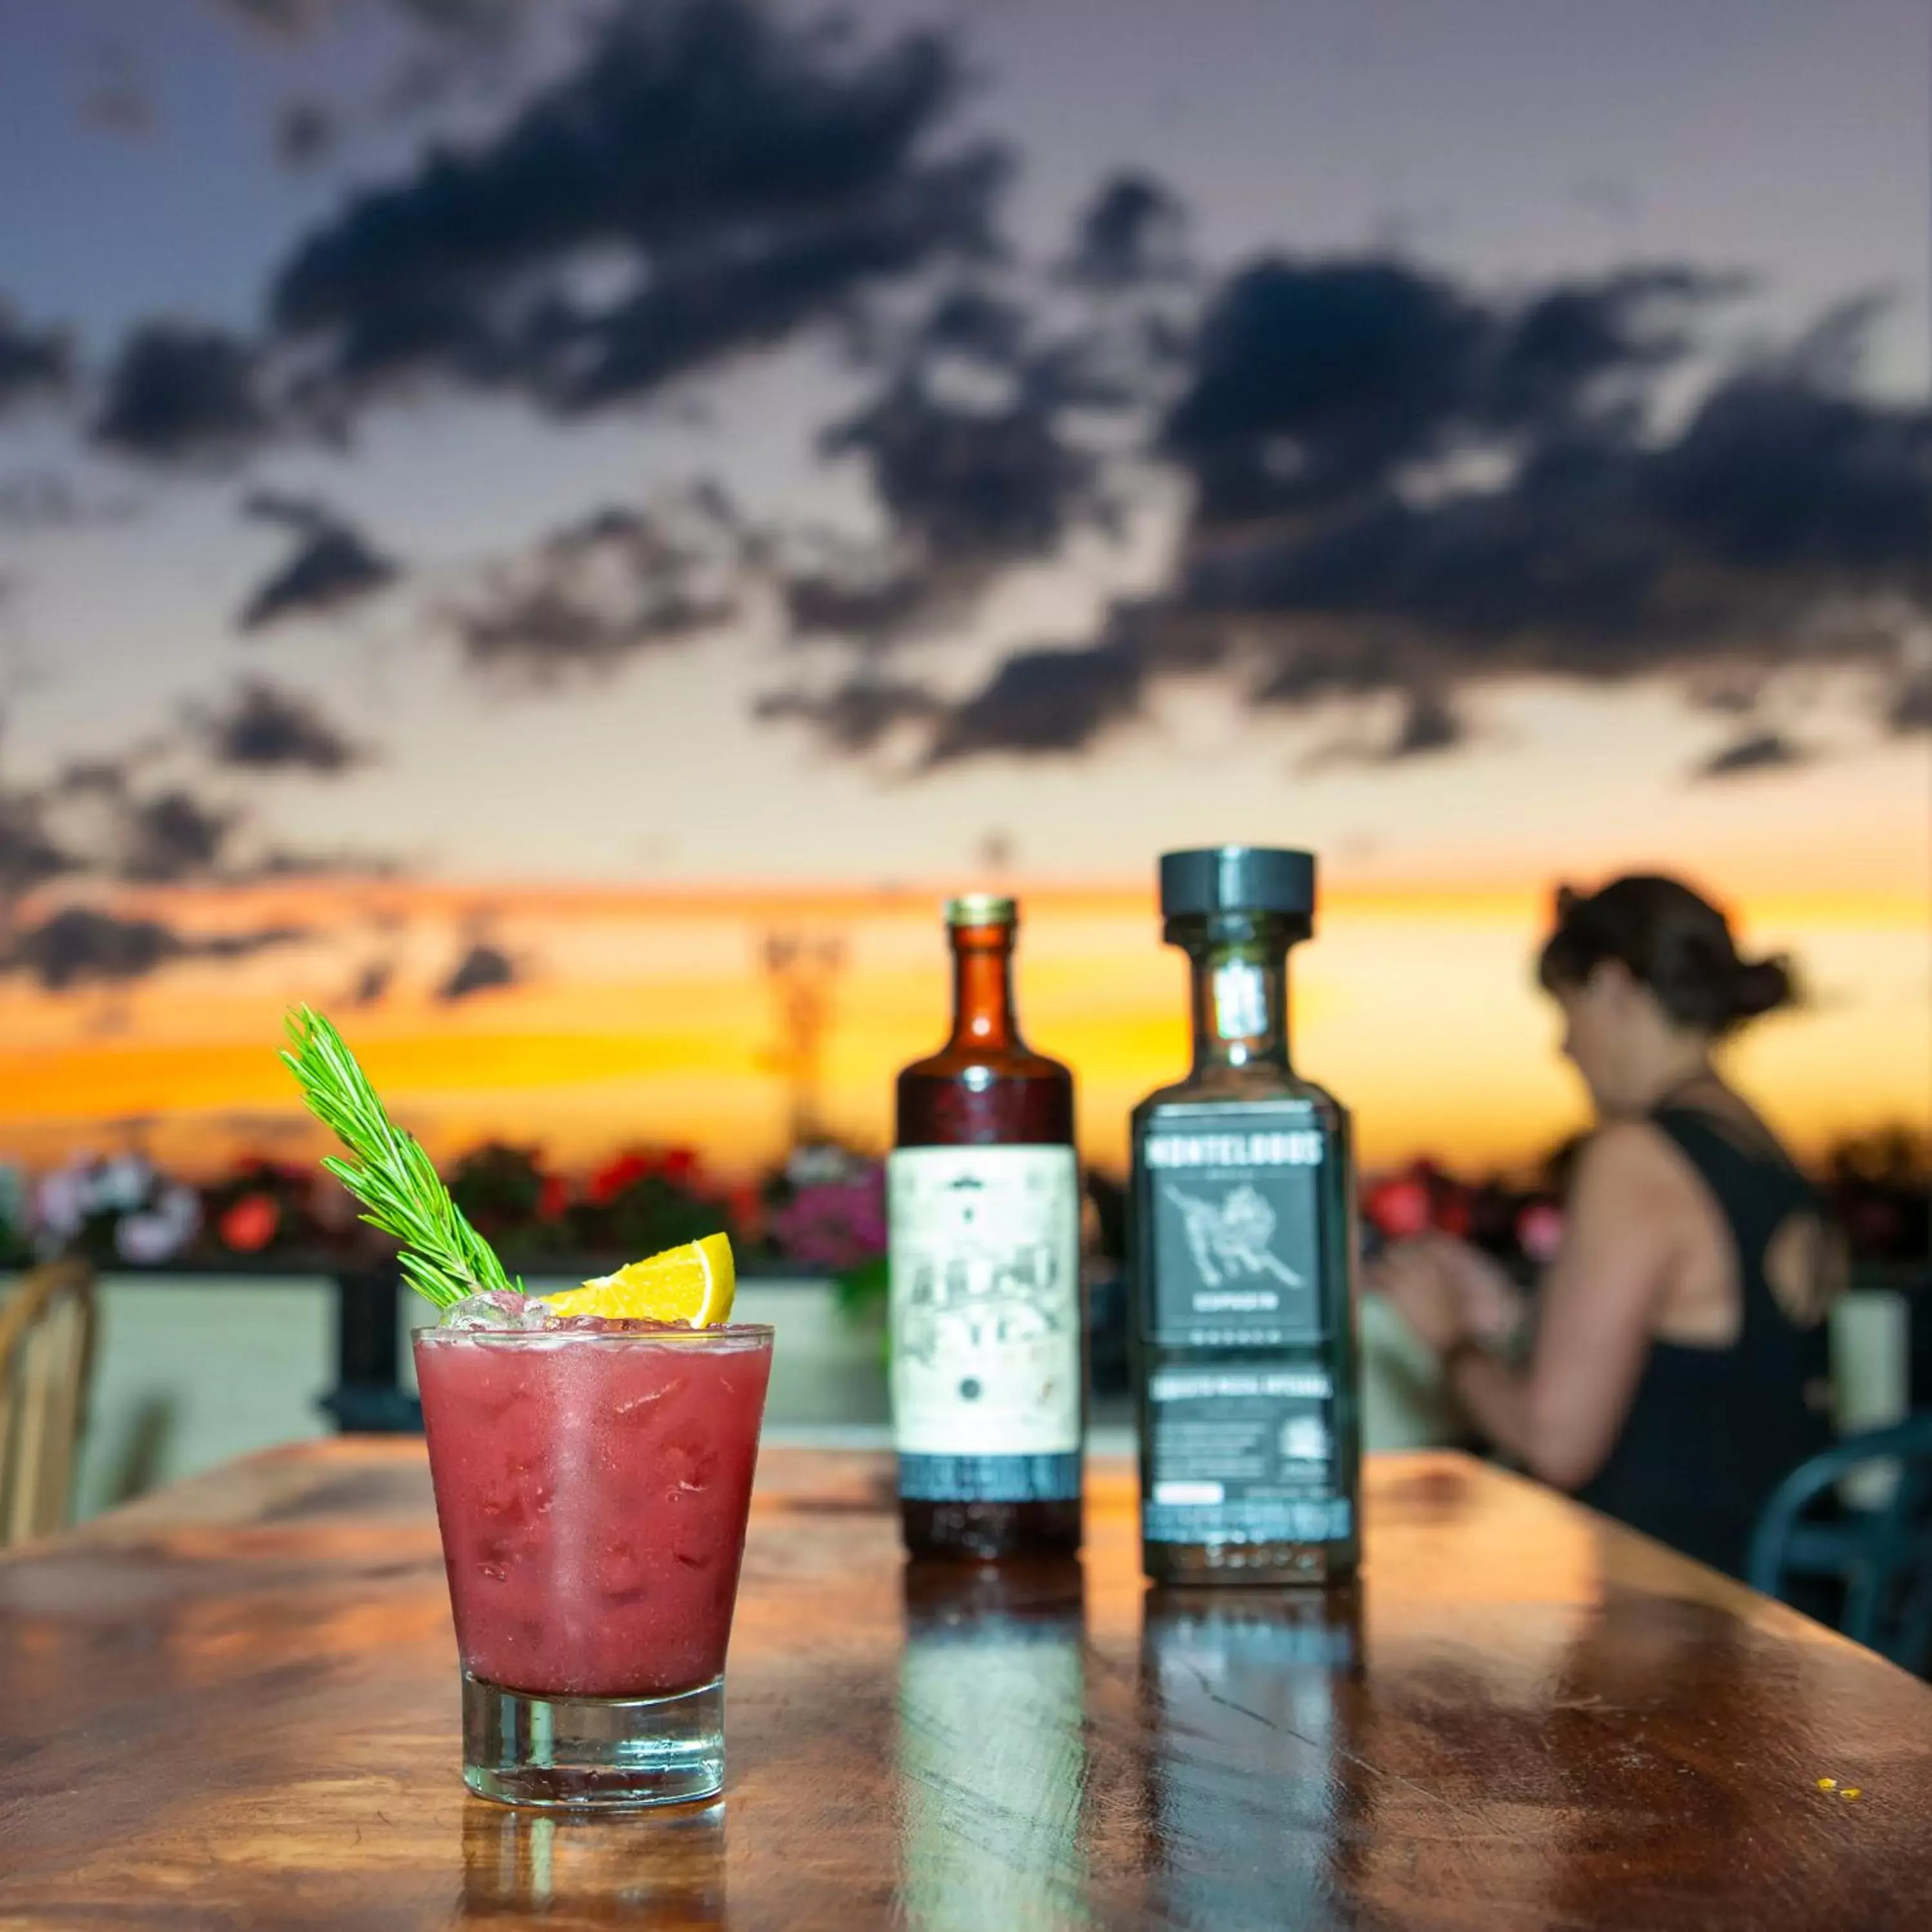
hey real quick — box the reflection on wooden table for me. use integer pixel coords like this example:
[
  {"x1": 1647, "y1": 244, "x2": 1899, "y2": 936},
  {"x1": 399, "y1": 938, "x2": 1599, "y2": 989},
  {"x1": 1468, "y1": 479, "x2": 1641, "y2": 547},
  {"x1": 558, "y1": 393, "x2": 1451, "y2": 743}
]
[{"x1": 2, "y1": 1441, "x2": 1929, "y2": 1929}]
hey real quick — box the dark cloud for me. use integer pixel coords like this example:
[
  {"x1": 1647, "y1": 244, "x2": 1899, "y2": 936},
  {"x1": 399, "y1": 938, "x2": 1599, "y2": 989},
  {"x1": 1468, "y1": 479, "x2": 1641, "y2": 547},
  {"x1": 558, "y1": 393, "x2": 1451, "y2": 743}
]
[
  {"x1": 789, "y1": 368, "x2": 1112, "y2": 649},
  {"x1": 778, "y1": 264, "x2": 1150, "y2": 650},
  {"x1": 926, "y1": 637, "x2": 1145, "y2": 765},
  {"x1": 93, "y1": 322, "x2": 269, "y2": 465},
  {"x1": 753, "y1": 677, "x2": 940, "y2": 754},
  {"x1": 238, "y1": 491, "x2": 401, "y2": 629},
  {"x1": 1642, "y1": 370, "x2": 1932, "y2": 571},
  {"x1": 117, "y1": 789, "x2": 239, "y2": 883},
  {"x1": 1161, "y1": 257, "x2": 1488, "y2": 522},
  {"x1": 1061, "y1": 173, "x2": 1189, "y2": 290},
  {"x1": 1693, "y1": 730, "x2": 1812, "y2": 780},
  {"x1": 1386, "y1": 689, "x2": 1465, "y2": 759},
  {"x1": 1486, "y1": 267, "x2": 1726, "y2": 430},
  {"x1": 266, "y1": 0, "x2": 1007, "y2": 417},
  {"x1": 446, "y1": 490, "x2": 737, "y2": 681},
  {"x1": 1162, "y1": 260, "x2": 1724, "y2": 524},
  {"x1": 194, "y1": 679, "x2": 369, "y2": 773},
  {"x1": 249, "y1": 838, "x2": 400, "y2": 878},
  {"x1": 348, "y1": 958, "x2": 395, "y2": 1006},
  {"x1": 0, "y1": 301, "x2": 73, "y2": 413},
  {"x1": 0, "y1": 907, "x2": 305, "y2": 992},
  {"x1": 437, "y1": 940, "x2": 518, "y2": 1001},
  {"x1": 1890, "y1": 671, "x2": 1932, "y2": 734},
  {"x1": 828, "y1": 377, "x2": 1105, "y2": 575},
  {"x1": 0, "y1": 792, "x2": 74, "y2": 902},
  {"x1": 1179, "y1": 361, "x2": 1931, "y2": 652},
  {"x1": 786, "y1": 257, "x2": 1929, "y2": 770},
  {"x1": 17, "y1": 752, "x2": 370, "y2": 892},
  {"x1": 1298, "y1": 689, "x2": 1472, "y2": 771},
  {"x1": 276, "y1": 99, "x2": 339, "y2": 168},
  {"x1": 40, "y1": 762, "x2": 242, "y2": 884},
  {"x1": 782, "y1": 567, "x2": 932, "y2": 643},
  {"x1": 916, "y1": 287, "x2": 1030, "y2": 367}
]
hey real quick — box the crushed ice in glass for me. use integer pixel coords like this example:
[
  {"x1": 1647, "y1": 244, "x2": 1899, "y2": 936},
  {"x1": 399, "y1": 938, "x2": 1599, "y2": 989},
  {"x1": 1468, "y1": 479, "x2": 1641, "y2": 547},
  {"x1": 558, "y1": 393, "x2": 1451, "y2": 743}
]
[
  {"x1": 437, "y1": 1291, "x2": 693, "y2": 1336},
  {"x1": 439, "y1": 1291, "x2": 554, "y2": 1331}
]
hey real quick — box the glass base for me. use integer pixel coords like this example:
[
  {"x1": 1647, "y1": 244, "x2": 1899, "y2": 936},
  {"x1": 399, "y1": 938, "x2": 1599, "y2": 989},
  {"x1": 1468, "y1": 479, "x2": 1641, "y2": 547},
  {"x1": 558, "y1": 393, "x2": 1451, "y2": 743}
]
[{"x1": 462, "y1": 1672, "x2": 725, "y2": 1810}]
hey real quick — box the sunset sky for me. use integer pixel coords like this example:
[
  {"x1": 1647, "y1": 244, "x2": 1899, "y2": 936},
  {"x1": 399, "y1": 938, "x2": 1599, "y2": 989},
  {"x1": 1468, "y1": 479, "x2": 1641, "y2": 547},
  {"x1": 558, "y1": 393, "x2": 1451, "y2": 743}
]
[{"x1": 0, "y1": 0, "x2": 1926, "y2": 1180}]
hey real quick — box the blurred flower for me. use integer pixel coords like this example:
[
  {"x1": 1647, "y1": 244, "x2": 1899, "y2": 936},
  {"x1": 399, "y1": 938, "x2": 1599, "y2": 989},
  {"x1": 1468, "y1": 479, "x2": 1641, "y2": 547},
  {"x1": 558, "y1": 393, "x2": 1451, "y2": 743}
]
[
  {"x1": 1363, "y1": 1162, "x2": 1473, "y2": 1239},
  {"x1": 95, "y1": 1151, "x2": 155, "y2": 1213},
  {"x1": 587, "y1": 1150, "x2": 654, "y2": 1206},
  {"x1": 117, "y1": 1184, "x2": 202, "y2": 1265},
  {"x1": 769, "y1": 1166, "x2": 887, "y2": 1274},
  {"x1": 1517, "y1": 1201, "x2": 1566, "y2": 1265},
  {"x1": 537, "y1": 1173, "x2": 572, "y2": 1222},
  {"x1": 1362, "y1": 1173, "x2": 1431, "y2": 1241},
  {"x1": 218, "y1": 1192, "x2": 281, "y2": 1253},
  {"x1": 33, "y1": 1155, "x2": 99, "y2": 1245}
]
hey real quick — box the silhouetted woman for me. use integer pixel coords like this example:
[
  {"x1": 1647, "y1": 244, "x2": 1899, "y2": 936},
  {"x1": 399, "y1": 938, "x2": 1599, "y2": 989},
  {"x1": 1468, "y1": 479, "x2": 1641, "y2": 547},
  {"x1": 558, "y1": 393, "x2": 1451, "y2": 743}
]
[{"x1": 1374, "y1": 875, "x2": 1842, "y2": 1578}]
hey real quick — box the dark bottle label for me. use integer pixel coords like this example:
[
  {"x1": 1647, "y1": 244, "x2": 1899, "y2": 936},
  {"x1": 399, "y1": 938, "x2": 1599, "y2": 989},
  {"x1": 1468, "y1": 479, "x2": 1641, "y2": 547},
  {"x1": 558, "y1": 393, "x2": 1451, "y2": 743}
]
[
  {"x1": 1142, "y1": 1363, "x2": 1351, "y2": 1545},
  {"x1": 1142, "y1": 1117, "x2": 1325, "y2": 1348},
  {"x1": 1137, "y1": 1106, "x2": 1347, "y2": 1547}
]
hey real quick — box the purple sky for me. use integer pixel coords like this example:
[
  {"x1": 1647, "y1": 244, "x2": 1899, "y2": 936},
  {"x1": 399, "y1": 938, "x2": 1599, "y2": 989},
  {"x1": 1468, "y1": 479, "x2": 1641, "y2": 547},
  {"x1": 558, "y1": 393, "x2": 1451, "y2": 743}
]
[{"x1": 0, "y1": 0, "x2": 1924, "y2": 898}]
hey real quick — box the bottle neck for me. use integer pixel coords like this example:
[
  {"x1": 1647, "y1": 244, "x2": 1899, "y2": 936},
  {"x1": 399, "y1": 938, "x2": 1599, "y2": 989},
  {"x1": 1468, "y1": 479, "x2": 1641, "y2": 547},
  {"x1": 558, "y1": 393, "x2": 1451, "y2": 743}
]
[
  {"x1": 1177, "y1": 916, "x2": 1298, "y2": 1073},
  {"x1": 949, "y1": 925, "x2": 1018, "y2": 1051}
]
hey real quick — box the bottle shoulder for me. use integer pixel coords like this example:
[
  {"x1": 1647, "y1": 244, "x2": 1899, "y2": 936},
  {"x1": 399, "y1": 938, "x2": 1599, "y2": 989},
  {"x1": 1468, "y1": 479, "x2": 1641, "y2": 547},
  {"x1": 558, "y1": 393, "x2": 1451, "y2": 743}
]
[
  {"x1": 898, "y1": 1048, "x2": 1072, "y2": 1086},
  {"x1": 898, "y1": 1044, "x2": 1075, "y2": 1146},
  {"x1": 1132, "y1": 1066, "x2": 1349, "y2": 1124}
]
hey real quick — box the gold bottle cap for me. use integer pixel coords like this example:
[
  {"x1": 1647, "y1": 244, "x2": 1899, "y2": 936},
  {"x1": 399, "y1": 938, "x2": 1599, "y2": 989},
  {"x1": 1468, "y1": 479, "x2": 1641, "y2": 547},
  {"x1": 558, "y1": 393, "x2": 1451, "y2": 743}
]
[{"x1": 944, "y1": 893, "x2": 1018, "y2": 928}]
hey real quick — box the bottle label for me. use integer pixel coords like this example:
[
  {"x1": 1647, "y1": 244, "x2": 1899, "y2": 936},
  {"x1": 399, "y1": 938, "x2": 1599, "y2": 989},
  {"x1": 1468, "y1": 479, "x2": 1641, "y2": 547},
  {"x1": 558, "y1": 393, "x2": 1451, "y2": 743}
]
[
  {"x1": 889, "y1": 1145, "x2": 1082, "y2": 1490},
  {"x1": 1140, "y1": 1112, "x2": 1327, "y2": 1347},
  {"x1": 1141, "y1": 1362, "x2": 1352, "y2": 1546}
]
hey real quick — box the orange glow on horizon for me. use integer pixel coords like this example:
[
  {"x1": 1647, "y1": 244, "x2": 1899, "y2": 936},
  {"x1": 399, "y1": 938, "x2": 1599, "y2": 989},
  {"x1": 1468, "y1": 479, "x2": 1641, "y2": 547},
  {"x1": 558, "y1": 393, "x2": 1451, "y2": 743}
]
[{"x1": 1, "y1": 873, "x2": 1924, "y2": 1182}]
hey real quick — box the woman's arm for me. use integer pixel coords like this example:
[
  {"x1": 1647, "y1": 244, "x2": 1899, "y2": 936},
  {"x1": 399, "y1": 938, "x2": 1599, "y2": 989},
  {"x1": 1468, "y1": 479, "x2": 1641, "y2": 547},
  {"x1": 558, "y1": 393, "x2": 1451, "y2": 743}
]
[{"x1": 1450, "y1": 1122, "x2": 1684, "y2": 1490}]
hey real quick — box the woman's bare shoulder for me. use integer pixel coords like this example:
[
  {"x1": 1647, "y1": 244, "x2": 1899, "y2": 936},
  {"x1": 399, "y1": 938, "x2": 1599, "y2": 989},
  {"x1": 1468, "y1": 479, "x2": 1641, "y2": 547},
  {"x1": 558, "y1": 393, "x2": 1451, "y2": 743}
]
[{"x1": 1570, "y1": 1119, "x2": 1705, "y2": 1211}]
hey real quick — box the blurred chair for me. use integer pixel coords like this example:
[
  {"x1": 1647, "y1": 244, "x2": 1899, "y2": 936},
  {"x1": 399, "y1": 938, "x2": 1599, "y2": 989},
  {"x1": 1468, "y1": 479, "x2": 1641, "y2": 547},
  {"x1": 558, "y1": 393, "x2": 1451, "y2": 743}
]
[
  {"x1": 0, "y1": 1258, "x2": 99, "y2": 1547},
  {"x1": 1747, "y1": 1412, "x2": 1932, "y2": 1676}
]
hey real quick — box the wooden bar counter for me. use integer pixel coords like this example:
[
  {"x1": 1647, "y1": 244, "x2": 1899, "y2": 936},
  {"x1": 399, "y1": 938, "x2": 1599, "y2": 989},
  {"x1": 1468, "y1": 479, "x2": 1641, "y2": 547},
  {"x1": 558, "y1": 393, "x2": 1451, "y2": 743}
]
[{"x1": 2, "y1": 1443, "x2": 1928, "y2": 1929}]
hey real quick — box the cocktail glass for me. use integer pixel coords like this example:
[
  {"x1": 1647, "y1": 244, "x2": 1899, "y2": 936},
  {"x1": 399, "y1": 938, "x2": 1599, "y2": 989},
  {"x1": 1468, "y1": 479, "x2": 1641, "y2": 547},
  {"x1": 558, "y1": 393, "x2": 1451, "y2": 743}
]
[{"x1": 415, "y1": 1320, "x2": 773, "y2": 1808}]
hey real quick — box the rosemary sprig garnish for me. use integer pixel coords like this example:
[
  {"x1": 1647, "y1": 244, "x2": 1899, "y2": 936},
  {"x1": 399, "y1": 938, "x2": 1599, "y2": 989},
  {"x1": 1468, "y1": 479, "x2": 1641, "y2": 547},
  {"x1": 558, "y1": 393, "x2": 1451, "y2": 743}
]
[{"x1": 279, "y1": 1004, "x2": 516, "y2": 1309}]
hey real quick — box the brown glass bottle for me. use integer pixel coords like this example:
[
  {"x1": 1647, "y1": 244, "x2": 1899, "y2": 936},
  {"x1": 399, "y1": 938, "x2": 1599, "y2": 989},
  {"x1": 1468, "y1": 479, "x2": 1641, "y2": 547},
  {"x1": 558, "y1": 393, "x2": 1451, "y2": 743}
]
[{"x1": 889, "y1": 895, "x2": 1083, "y2": 1560}]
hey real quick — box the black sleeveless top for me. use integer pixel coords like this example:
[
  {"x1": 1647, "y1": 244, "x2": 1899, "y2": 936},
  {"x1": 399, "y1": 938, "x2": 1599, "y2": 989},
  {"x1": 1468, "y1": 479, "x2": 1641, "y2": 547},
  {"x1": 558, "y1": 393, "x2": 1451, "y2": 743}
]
[{"x1": 1573, "y1": 1106, "x2": 1832, "y2": 1580}]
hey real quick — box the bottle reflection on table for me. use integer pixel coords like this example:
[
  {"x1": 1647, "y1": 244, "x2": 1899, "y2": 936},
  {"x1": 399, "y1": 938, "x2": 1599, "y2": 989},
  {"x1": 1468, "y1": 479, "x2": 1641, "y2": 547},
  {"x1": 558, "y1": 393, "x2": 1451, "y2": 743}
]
[
  {"x1": 896, "y1": 1558, "x2": 1089, "y2": 1932},
  {"x1": 1141, "y1": 1584, "x2": 1365, "y2": 1929},
  {"x1": 459, "y1": 1797, "x2": 726, "y2": 1925}
]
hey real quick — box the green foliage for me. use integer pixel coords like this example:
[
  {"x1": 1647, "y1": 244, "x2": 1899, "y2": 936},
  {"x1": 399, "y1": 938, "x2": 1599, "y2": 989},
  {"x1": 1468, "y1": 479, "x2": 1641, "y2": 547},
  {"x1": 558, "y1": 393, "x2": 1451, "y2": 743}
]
[{"x1": 279, "y1": 1005, "x2": 514, "y2": 1308}]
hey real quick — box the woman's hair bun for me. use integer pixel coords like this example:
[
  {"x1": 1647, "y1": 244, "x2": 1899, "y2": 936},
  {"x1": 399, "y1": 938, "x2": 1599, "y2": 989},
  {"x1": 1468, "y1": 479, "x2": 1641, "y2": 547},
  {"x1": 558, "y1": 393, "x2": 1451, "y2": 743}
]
[
  {"x1": 1538, "y1": 874, "x2": 1801, "y2": 1037},
  {"x1": 1731, "y1": 952, "x2": 1795, "y2": 1021}
]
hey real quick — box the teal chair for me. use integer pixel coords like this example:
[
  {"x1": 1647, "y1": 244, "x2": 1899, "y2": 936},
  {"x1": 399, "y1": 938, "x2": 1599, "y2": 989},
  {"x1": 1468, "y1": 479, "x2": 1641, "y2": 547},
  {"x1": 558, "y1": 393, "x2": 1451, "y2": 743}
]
[{"x1": 1747, "y1": 1412, "x2": 1932, "y2": 1675}]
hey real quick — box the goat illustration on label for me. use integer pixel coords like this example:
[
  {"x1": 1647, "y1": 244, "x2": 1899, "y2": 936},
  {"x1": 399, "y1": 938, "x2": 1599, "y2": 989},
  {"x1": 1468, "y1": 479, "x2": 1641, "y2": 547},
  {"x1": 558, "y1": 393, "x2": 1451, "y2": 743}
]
[{"x1": 1162, "y1": 1181, "x2": 1303, "y2": 1289}]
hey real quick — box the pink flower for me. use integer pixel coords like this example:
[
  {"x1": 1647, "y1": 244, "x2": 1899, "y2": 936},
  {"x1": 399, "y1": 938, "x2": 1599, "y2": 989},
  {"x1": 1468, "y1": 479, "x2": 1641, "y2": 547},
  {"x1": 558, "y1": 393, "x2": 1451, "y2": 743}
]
[{"x1": 770, "y1": 1168, "x2": 887, "y2": 1273}]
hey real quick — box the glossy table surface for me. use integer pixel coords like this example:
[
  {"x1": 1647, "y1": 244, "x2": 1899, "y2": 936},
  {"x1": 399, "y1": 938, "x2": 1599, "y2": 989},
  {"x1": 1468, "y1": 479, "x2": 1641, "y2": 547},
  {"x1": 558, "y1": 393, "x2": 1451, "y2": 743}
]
[{"x1": 2, "y1": 1442, "x2": 1929, "y2": 1930}]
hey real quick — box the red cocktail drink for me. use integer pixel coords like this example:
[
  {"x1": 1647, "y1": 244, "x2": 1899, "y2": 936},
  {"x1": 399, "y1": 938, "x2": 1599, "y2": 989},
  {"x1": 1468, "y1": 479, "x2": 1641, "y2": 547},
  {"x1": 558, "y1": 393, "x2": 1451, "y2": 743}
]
[{"x1": 415, "y1": 1320, "x2": 773, "y2": 1807}]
